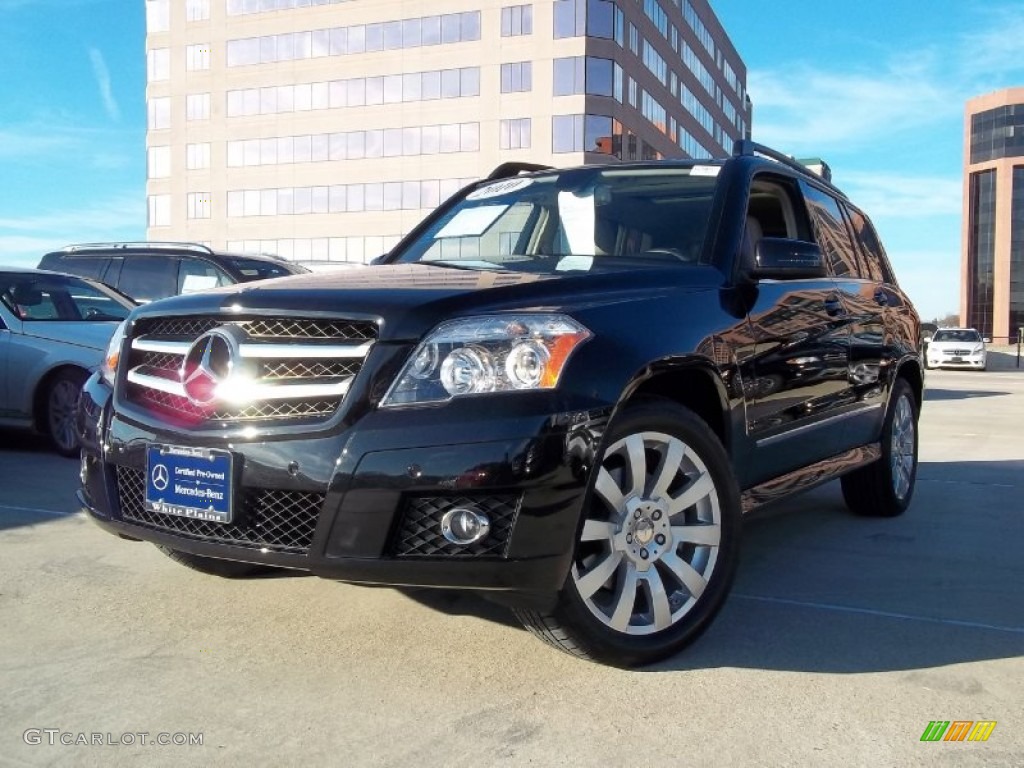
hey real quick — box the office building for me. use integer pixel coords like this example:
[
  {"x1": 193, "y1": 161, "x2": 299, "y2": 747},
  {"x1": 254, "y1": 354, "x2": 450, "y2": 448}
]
[
  {"x1": 962, "y1": 87, "x2": 1024, "y2": 342},
  {"x1": 145, "y1": 0, "x2": 751, "y2": 263}
]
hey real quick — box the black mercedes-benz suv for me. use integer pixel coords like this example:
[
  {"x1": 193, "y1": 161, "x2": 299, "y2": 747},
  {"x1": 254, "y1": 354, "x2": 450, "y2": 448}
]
[{"x1": 78, "y1": 142, "x2": 922, "y2": 667}]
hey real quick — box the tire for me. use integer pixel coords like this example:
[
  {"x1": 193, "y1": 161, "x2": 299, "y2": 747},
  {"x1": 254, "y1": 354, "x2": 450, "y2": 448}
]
[
  {"x1": 44, "y1": 368, "x2": 87, "y2": 457},
  {"x1": 156, "y1": 546, "x2": 283, "y2": 579},
  {"x1": 514, "y1": 398, "x2": 741, "y2": 667},
  {"x1": 841, "y1": 378, "x2": 919, "y2": 517}
]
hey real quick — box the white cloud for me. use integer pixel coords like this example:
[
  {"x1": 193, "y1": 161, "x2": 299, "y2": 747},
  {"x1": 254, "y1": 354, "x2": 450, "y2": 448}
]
[
  {"x1": 839, "y1": 172, "x2": 962, "y2": 220},
  {"x1": 748, "y1": 64, "x2": 953, "y2": 153},
  {"x1": 88, "y1": 47, "x2": 120, "y2": 122},
  {"x1": 745, "y1": 7, "x2": 1024, "y2": 154},
  {"x1": 0, "y1": 194, "x2": 144, "y2": 268},
  {"x1": 0, "y1": 127, "x2": 79, "y2": 159}
]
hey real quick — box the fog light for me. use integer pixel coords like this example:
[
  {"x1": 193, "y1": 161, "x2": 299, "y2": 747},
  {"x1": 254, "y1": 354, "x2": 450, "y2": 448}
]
[{"x1": 440, "y1": 506, "x2": 491, "y2": 545}]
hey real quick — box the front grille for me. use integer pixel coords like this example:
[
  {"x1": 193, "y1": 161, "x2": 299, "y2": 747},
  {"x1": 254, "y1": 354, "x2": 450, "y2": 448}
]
[
  {"x1": 116, "y1": 466, "x2": 322, "y2": 554},
  {"x1": 136, "y1": 316, "x2": 377, "y2": 341},
  {"x1": 128, "y1": 384, "x2": 339, "y2": 422},
  {"x1": 390, "y1": 494, "x2": 521, "y2": 558},
  {"x1": 124, "y1": 314, "x2": 376, "y2": 426}
]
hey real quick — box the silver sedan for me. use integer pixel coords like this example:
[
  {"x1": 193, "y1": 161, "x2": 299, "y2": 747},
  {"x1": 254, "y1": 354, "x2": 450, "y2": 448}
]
[{"x1": 0, "y1": 267, "x2": 134, "y2": 455}]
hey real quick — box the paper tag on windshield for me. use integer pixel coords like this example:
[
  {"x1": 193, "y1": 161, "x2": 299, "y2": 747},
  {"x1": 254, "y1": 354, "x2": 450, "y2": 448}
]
[
  {"x1": 181, "y1": 274, "x2": 219, "y2": 293},
  {"x1": 436, "y1": 205, "x2": 508, "y2": 238},
  {"x1": 555, "y1": 255, "x2": 594, "y2": 272},
  {"x1": 466, "y1": 177, "x2": 533, "y2": 200},
  {"x1": 690, "y1": 165, "x2": 721, "y2": 176}
]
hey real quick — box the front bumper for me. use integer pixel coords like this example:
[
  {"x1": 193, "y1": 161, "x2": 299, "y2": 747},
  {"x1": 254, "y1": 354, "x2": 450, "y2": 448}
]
[
  {"x1": 78, "y1": 373, "x2": 610, "y2": 601},
  {"x1": 928, "y1": 352, "x2": 986, "y2": 369}
]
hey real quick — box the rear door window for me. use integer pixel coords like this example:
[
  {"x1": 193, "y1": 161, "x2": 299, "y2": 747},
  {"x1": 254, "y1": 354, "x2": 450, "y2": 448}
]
[
  {"x1": 51, "y1": 255, "x2": 109, "y2": 280},
  {"x1": 799, "y1": 181, "x2": 864, "y2": 279},
  {"x1": 117, "y1": 257, "x2": 180, "y2": 302},
  {"x1": 844, "y1": 205, "x2": 895, "y2": 284}
]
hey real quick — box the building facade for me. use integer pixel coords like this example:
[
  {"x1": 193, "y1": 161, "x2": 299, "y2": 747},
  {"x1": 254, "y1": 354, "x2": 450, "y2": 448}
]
[
  {"x1": 145, "y1": 0, "x2": 751, "y2": 264},
  {"x1": 962, "y1": 87, "x2": 1024, "y2": 343}
]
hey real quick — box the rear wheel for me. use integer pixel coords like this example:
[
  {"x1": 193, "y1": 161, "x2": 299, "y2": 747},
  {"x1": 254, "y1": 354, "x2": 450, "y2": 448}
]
[
  {"x1": 514, "y1": 399, "x2": 741, "y2": 667},
  {"x1": 157, "y1": 546, "x2": 284, "y2": 579},
  {"x1": 841, "y1": 378, "x2": 918, "y2": 517},
  {"x1": 45, "y1": 369, "x2": 87, "y2": 457}
]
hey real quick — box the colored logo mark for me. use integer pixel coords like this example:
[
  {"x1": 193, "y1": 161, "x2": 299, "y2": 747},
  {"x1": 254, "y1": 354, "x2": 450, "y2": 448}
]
[{"x1": 920, "y1": 721, "x2": 996, "y2": 742}]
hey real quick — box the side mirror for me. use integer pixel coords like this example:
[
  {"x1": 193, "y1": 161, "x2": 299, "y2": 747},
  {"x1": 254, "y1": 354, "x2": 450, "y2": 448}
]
[
  {"x1": 983, "y1": 337, "x2": 991, "y2": 344},
  {"x1": 369, "y1": 253, "x2": 389, "y2": 266},
  {"x1": 750, "y1": 238, "x2": 826, "y2": 280}
]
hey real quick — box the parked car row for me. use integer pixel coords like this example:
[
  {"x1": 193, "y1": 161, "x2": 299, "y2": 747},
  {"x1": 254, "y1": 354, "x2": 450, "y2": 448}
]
[
  {"x1": 2, "y1": 242, "x2": 310, "y2": 454},
  {"x1": 0, "y1": 268, "x2": 135, "y2": 454}
]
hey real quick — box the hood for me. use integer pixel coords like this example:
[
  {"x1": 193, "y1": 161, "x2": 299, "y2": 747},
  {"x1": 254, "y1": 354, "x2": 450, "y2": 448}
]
[
  {"x1": 22, "y1": 320, "x2": 119, "y2": 352},
  {"x1": 132, "y1": 263, "x2": 724, "y2": 342}
]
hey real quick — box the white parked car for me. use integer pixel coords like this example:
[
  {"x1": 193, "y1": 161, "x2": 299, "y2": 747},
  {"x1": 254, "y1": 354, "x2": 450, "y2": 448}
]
[
  {"x1": 0, "y1": 267, "x2": 135, "y2": 455},
  {"x1": 925, "y1": 328, "x2": 987, "y2": 371}
]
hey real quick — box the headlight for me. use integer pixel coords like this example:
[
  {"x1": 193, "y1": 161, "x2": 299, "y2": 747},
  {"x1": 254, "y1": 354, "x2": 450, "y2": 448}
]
[
  {"x1": 972, "y1": 344, "x2": 984, "y2": 354},
  {"x1": 100, "y1": 319, "x2": 130, "y2": 386},
  {"x1": 382, "y1": 314, "x2": 591, "y2": 407}
]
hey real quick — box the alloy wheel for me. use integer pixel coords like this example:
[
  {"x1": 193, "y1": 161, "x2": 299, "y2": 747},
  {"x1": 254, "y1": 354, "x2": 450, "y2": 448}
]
[{"x1": 572, "y1": 431, "x2": 721, "y2": 636}]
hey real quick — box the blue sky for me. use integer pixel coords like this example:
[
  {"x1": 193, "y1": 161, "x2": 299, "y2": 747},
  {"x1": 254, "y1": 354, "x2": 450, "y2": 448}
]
[{"x1": 2, "y1": 0, "x2": 1024, "y2": 321}]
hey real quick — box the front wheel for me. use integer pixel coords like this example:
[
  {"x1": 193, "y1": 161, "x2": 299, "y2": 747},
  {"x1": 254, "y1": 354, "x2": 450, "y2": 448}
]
[
  {"x1": 841, "y1": 378, "x2": 919, "y2": 517},
  {"x1": 515, "y1": 399, "x2": 741, "y2": 667}
]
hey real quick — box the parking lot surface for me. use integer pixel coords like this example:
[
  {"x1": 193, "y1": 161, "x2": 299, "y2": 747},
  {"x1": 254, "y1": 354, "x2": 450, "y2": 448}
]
[{"x1": 1, "y1": 369, "x2": 1022, "y2": 767}]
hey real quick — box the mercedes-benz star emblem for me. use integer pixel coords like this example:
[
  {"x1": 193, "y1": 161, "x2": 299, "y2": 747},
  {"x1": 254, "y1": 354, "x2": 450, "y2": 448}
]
[
  {"x1": 151, "y1": 463, "x2": 169, "y2": 492},
  {"x1": 180, "y1": 328, "x2": 242, "y2": 406}
]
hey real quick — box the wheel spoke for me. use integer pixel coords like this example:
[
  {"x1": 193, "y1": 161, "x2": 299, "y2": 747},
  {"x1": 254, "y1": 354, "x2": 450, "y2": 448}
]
[
  {"x1": 666, "y1": 471, "x2": 715, "y2": 516},
  {"x1": 670, "y1": 523, "x2": 721, "y2": 546},
  {"x1": 644, "y1": 568, "x2": 673, "y2": 631},
  {"x1": 580, "y1": 519, "x2": 616, "y2": 542},
  {"x1": 661, "y1": 551, "x2": 707, "y2": 599},
  {"x1": 608, "y1": 562, "x2": 639, "y2": 632},
  {"x1": 594, "y1": 467, "x2": 625, "y2": 515},
  {"x1": 650, "y1": 438, "x2": 685, "y2": 499},
  {"x1": 624, "y1": 434, "x2": 648, "y2": 498},
  {"x1": 575, "y1": 551, "x2": 623, "y2": 600}
]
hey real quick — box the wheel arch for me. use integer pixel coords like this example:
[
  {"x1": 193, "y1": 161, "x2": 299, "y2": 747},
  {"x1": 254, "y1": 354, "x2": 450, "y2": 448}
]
[
  {"x1": 618, "y1": 359, "x2": 731, "y2": 455},
  {"x1": 893, "y1": 357, "x2": 923, "y2": 409}
]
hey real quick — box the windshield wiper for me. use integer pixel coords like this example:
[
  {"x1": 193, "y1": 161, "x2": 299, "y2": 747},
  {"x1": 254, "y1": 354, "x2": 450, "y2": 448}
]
[{"x1": 414, "y1": 259, "x2": 506, "y2": 271}]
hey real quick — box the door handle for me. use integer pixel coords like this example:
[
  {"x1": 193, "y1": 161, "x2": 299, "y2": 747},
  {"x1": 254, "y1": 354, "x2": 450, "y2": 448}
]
[{"x1": 824, "y1": 294, "x2": 846, "y2": 317}]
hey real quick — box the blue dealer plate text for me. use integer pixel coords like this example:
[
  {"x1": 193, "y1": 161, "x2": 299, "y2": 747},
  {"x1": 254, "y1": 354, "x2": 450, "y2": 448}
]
[{"x1": 145, "y1": 445, "x2": 234, "y2": 524}]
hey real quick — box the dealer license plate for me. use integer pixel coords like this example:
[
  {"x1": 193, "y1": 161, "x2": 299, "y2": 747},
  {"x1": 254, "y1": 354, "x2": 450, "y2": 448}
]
[{"x1": 145, "y1": 445, "x2": 234, "y2": 523}]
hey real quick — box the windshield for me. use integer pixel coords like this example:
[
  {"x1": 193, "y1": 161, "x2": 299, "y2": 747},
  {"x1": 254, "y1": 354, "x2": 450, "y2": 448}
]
[
  {"x1": 932, "y1": 329, "x2": 982, "y2": 343},
  {"x1": 226, "y1": 257, "x2": 308, "y2": 281},
  {"x1": 0, "y1": 273, "x2": 133, "y2": 321},
  {"x1": 392, "y1": 167, "x2": 720, "y2": 274}
]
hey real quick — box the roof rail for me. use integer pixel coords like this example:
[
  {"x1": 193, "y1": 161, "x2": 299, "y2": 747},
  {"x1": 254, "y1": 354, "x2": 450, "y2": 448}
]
[
  {"x1": 732, "y1": 140, "x2": 847, "y2": 199},
  {"x1": 485, "y1": 162, "x2": 554, "y2": 181},
  {"x1": 62, "y1": 241, "x2": 216, "y2": 255}
]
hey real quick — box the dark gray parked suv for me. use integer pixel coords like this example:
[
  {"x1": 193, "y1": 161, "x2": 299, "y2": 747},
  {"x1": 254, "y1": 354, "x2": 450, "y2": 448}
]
[{"x1": 40, "y1": 242, "x2": 308, "y2": 303}]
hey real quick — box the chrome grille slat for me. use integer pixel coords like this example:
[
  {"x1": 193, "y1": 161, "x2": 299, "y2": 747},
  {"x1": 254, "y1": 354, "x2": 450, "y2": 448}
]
[{"x1": 124, "y1": 314, "x2": 376, "y2": 426}]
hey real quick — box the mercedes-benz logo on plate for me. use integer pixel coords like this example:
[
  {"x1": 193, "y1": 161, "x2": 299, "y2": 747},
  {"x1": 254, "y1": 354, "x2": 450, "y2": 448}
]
[
  {"x1": 180, "y1": 328, "x2": 242, "y2": 406},
  {"x1": 151, "y1": 463, "x2": 169, "y2": 491}
]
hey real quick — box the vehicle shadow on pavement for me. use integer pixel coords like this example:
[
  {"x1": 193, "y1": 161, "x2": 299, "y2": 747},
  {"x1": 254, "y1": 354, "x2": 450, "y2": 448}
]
[
  {"x1": 923, "y1": 389, "x2": 1010, "y2": 401},
  {"x1": 401, "y1": 458, "x2": 1024, "y2": 672},
  {"x1": 0, "y1": 429, "x2": 81, "y2": 531},
  {"x1": 645, "y1": 459, "x2": 1024, "y2": 673}
]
